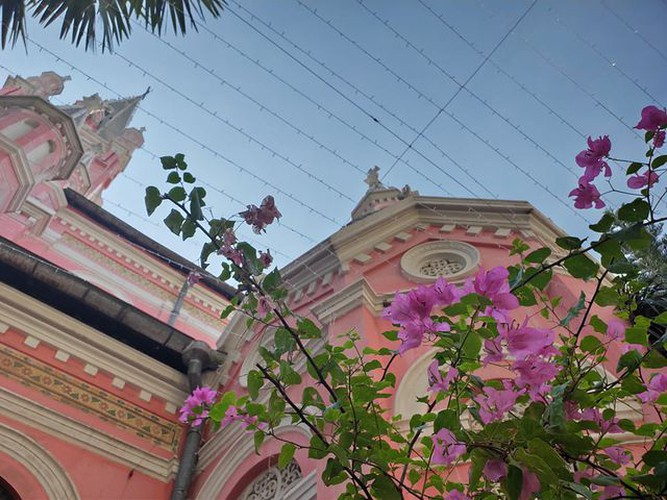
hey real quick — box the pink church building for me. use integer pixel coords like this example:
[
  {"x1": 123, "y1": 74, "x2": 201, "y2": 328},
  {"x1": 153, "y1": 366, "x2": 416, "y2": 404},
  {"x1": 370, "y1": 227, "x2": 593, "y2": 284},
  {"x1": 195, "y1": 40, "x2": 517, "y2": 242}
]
[{"x1": 0, "y1": 72, "x2": 648, "y2": 499}]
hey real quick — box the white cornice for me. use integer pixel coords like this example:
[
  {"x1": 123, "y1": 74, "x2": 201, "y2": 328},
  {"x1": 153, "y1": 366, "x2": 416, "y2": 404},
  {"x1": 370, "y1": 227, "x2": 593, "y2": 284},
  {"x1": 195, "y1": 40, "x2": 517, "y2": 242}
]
[
  {"x1": 0, "y1": 283, "x2": 189, "y2": 402},
  {"x1": 0, "y1": 388, "x2": 178, "y2": 480},
  {"x1": 311, "y1": 278, "x2": 389, "y2": 325}
]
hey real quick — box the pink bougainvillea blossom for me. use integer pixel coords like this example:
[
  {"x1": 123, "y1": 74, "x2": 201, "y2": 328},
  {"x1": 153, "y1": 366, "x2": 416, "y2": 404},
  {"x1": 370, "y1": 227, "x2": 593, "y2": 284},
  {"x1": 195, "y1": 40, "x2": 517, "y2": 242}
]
[
  {"x1": 475, "y1": 381, "x2": 524, "y2": 424},
  {"x1": 578, "y1": 408, "x2": 622, "y2": 434},
  {"x1": 431, "y1": 428, "x2": 466, "y2": 466},
  {"x1": 635, "y1": 105, "x2": 667, "y2": 131},
  {"x1": 599, "y1": 485, "x2": 625, "y2": 500},
  {"x1": 604, "y1": 446, "x2": 631, "y2": 466},
  {"x1": 433, "y1": 276, "x2": 462, "y2": 307},
  {"x1": 483, "y1": 459, "x2": 508, "y2": 482},
  {"x1": 240, "y1": 195, "x2": 282, "y2": 234},
  {"x1": 655, "y1": 130, "x2": 666, "y2": 148},
  {"x1": 220, "y1": 405, "x2": 259, "y2": 429},
  {"x1": 575, "y1": 136, "x2": 612, "y2": 181},
  {"x1": 222, "y1": 227, "x2": 237, "y2": 246},
  {"x1": 259, "y1": 249, "x2": 273, "y2": 268},
  {"x1": 427, "y1": 360, "x2": 458, "y2": 394},
  {"x1": 383, "y1": 286, "x2": 435, "y2": 326},
  {"x1": 569, "y1": 181, "x2": 605, "y2": 209},
  {"x1": 519, "y1": 469, "x2": 541, "y2": 500},
  {"x1": 638, "y1": 373, "x2": 667, "y2": 404},
  {"x1": 500, "y1": 319, "x2": 554, "y2": 361},
  {"x1": 606, "y1": 319, "x2": 626, "y2": 341},
  {"x1": 482, "y1": 337, "x2": 504, "y2": 365},
  {"x1": 467, "y1": 266, "x2": 519, "y2": 311},
  {"x1": 179, "y1": 386, "x2": 218, "y2": 426},
  {"x1": 513, "y1": 356, "x2": 560, "y2": 401},
  {"x1": 445, "y1": 490, "x2": 469, "y2": 500},
  {"x1": 627, "y1": 169, "x2": 659, "y2": 189}
]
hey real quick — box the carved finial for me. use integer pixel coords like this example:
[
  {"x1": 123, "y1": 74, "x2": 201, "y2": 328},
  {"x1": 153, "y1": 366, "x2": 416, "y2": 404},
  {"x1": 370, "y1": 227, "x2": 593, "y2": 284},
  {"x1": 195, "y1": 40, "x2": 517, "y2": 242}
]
[{"x1": 364, "y1": 166, "x2": 384, "y2": 191}]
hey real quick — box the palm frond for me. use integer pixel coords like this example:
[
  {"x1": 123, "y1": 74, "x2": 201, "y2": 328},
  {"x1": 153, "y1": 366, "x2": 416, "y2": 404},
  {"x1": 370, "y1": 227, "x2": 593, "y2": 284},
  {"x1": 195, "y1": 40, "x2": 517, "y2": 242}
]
[{"x1": 1, "y1": 0, "x2": 27, "y2": 50}]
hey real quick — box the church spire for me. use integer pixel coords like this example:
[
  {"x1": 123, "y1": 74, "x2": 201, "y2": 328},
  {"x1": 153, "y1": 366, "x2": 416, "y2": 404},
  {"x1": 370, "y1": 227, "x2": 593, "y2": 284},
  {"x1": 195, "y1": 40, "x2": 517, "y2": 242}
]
[{"x1": 97, "y1": 87, "x2": 150, "y2": 141}]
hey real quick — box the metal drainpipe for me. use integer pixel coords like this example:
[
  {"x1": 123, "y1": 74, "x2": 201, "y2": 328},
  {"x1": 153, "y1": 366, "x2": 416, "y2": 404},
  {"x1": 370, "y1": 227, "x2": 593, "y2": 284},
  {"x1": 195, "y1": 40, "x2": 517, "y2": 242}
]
[{"x1": 171, "y1": 341, "x2": 224, "y2": 500}]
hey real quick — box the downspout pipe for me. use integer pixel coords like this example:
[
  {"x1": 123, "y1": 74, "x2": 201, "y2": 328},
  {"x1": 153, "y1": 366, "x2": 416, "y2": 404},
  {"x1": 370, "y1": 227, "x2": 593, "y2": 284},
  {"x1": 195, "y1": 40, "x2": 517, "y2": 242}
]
[{"x1": 171, "y1": 341, "x2": 224, "y2": 500}]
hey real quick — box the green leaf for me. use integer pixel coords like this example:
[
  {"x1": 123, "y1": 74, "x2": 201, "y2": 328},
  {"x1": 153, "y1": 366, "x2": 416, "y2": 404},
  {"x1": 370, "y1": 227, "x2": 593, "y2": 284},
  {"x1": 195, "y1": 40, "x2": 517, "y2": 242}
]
[
  {"x1": 652, "y1": 154, "x2": 667, "y2": 169},
  {"x1": 175, "y1": 153, "x2": 187, "y2": 170},
  {"x1": 556, "y1": 236, "x2": 583, "y2": 250},
  {"x1": 308, "y1": 436, "x2": 328, "y2": 459},
  {"x1": 297, "y1": 318, "x2": 321, "y2": 339},
  {"x1": 560, "y1": 291, "x2": 586, "y2": 327},
  {"x1": 163, "y1": 209, "x2": 184, "y2": 235},
  {"x1": 643, "y1": 350, "x2": 667, "y2": 369},
  {"x1": 253, "y1": 430, "x2": 264, "y2": 452},
  {"x1": 504, "y1": 465, "x2": 524, "y2": 500},
  {"x1": 461, "y1": 330, "x2": 482, "y2": 360},
  {"x1": 563, "y1": 254, "x2": 599, "y2": 280},
  {"x1": 278, "y1": 443, "x2": 296, "y2": 469},
  {"x1": 527, "y1": 438, "x2": 572, "y2": 480},
  {"x1": 181, "y1": 219, "x2": 196, "y2": 240},
  {"x1": 189, "y1": 187, "x2": 205, "y2": 221},
  {"x1": 263, "y1": 268, "x2": 282, "y2": 293},
  {"x1": 625, "y1": 326, "x2": 648, "y2": 347},
  {"x1": 279, "y1": 361, "x2": 302, "y2": 385},
  {"x1": 167, "y1": 186, "x2": 187, "y2": 202},
  {"x1": 183, "y1": 172, "x2": 196, "y2": 183},
  {"x1": 525, "y1": 247, "x2": 551, "y2": 264},
  {"x1": 510, "y1": 238, "x2": 531, "y2": 256},
  {"x1": 274, "y1": 328, "x2": 296, "y2": 355},
  {"x1": 645, "y1": 130, "x2": 655, "y2": 143},
  {"x1": 434, "y1": 409, "x2": 460, "y2": 432},
  {"x1": 144, "y1": 186, "x2": 163, "y2": 216},
  {"x1": 653, "y1": 311, "x2": 667, "y2": 325},
  {"x1": 160, "y1": 156, "x2": 177, "y2": 170},
  {"x1": 590, "y1": 315, "x2": 607, "y2": 334},
  {"x1": 643, "y1": 450, "x2": 667, "y2": 466},
  {"x1": 594, "y1": 287, "x2": 619, "y2": 307},
  {"x1": 617, "y1": 350, "x2": 642, "y2": 373},
  {"x1": 618, "y1": 198, "x2": 650, "y2": 223},
  {"x1": 166, "y1": 171, "x2": 181, "y2": 184},
  {"x1": 589, "y1": 212, "x2": 615, "y2": 233},
  {"x1": 626, "y1": 162, "x2": 644, "y2": 175},
  {"x1": 220, "y1": 304, "x2": 235, "y2": 319},
  {"x1": 382, "y1": 330, "x2": 399, "y2": 341},
  {"x1": 581, "y1": 335, "x2": 603, "y2": 353},
  {"x1": 371, "y1": 474, "x2": 401, "y2": 500},
  {"x1": 247, "y1": 370, "x2": 263, "y2": 400}
]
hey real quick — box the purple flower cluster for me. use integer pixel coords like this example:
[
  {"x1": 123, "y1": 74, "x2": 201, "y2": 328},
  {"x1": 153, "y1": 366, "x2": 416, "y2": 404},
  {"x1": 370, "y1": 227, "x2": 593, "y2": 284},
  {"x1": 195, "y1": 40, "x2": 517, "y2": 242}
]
[{"x1": 179, "y1": 386, "x2": 217, "y2": 426}]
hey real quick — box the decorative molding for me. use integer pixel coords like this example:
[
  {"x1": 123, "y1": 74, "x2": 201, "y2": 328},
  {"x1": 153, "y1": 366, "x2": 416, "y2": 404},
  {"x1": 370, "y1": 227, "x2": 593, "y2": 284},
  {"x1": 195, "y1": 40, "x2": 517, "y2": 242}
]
[
  {"x1": 0, "y1": 343, "x2": 179, "y2": 451},
  {"x1": 0, "y1": 388, "x2": 178, "y2": 480},
  {"x1": 311, "y1": 278, "x2": 389, "y2": 325},
  {"x1": 0, "y1": 283, "x2": 189, "y2": 404},
  {"x1": 0, "y1": 422, "x2": 80, "y2": 499},
  {"x1": 400, "y1": 240, "x2": 480, "y2": 284},
  {"x1": 374, "y1": 242, "x2": 392, "y2": 253},
  {"x1": 197, "y1": 424, "x2": 312, "y2": 498}
]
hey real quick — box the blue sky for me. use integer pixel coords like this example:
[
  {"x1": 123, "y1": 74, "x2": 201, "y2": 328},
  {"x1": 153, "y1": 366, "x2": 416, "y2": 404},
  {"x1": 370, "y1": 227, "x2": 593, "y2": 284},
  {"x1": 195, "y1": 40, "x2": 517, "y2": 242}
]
[{"x1": 2, "y1": 0, "x2": 666, "y2": 269}]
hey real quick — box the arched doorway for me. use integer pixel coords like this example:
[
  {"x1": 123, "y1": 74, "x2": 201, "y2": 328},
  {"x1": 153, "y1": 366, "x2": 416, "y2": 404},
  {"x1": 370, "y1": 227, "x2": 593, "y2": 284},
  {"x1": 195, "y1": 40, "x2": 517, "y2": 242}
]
[{"x1": 0, "y1": 477, "x2": 20, "y2": 500}]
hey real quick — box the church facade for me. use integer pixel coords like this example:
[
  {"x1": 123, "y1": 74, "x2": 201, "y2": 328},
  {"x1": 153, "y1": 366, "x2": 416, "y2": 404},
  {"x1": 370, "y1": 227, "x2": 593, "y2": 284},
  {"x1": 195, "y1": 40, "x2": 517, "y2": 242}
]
[{"x1": 0, "y1": 72, "x2": 644, "y2": 499}]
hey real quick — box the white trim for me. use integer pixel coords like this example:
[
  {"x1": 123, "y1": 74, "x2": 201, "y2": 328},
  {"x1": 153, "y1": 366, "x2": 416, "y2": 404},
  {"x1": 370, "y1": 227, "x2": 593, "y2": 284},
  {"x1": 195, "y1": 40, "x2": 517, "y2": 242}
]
[{"x1": 0, "y1": 421, "x2": 80, "y2": 499}]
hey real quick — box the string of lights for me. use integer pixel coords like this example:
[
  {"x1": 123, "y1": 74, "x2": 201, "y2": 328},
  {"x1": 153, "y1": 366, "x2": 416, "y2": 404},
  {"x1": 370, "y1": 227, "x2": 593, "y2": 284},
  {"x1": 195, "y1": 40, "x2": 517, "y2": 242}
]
[
  {"x1": 223, "y1": 4, "x2": 589, "y2": 224},
  {"x1": 26, "y1": 39, "x2": 347, "y2": 230}
]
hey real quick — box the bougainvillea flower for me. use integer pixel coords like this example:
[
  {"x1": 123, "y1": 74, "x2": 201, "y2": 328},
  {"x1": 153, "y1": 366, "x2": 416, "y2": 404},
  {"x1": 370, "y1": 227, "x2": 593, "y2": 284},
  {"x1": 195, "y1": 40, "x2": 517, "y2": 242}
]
[
  {"x1": 520, "y1": 469, "x2": 540, "y2": 500},
  {"x1": 483, "y1": 459, "x2": 508, "y2": 482},
  {"x1": 635, "y1": 105, "x2": 667, "y2": 131},
  {"x1": 474, "y1": 382, "x2": 524, "y2": 424},
  {"x1": 513, "y1": 356, "x2": 559, "y2": 400},
  {"x1": 259, "y1": 249, "x2": 273, "y2": 267},
  {"x1": 627, "y1": 169, "x2": 659, "y2": 189},
  {"x1": 179, "y1": 386, "x2": 218, "y2": 425},
  {"x1": 383, "y1": 286, "x2": 436, "y2": 326},
  {"x1": 599, "y1": 485, "x2": 625, "y2": 500},
  {"x1": 433, "y1": 276, "x2": 462, "y2": 307},
  {"x1": 606, "y1": 319, "x2": 626, "y2": 341},
  {"x1": 654, "y1": 130, "x2": 666, "y2": 148},
  {"x1": 221, "y1": 405, "x2": 260, "y2": 429},
  {"x1": 604, "y1": 446, "x2": 631, "y2": 466},
  {"x1": 431, "y1": 428, "x2": 466, "y2": 466},
  {"x1": 500, "y1": 319, "x2": 554, "y2": 360},
  {"x1": 445, "y1": 490, "x2": 469, "y2": 500},
  {"x1": 427, "y1": 360, "x2": 458, "y2": 394},
  {"x1": 569, "y1": 180, "x2": 605, "y2": 209},
  {"x1": 638, "y1": 373, "x2": 667, "y2": 403},
  {"x1": 579, "y1": 408, "x2": 623, "y2": 434},
  {"x1": 575, "y1": 136, "x2": 612, "y2": 181},
  {"x1": 469, "y1": 266, "x2": 519, "y2": 311},
  {"x1": 240, "y1": 195, "x2": 282, "y2": 233},
  {"x1": 482, "y1": 338, "x2": 504, "y2": 365}
]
